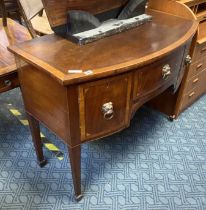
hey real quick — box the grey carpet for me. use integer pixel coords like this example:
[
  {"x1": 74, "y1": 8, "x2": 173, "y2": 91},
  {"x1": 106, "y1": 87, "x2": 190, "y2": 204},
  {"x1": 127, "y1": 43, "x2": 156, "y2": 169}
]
[{"x1": 0, "y1": 88, "x2": 206, "y2": 210}]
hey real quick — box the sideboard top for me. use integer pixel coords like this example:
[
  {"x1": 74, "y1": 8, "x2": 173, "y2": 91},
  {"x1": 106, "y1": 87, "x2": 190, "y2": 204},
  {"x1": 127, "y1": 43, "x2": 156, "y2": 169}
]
[{"x1": 8, "y1": 9, "x2": 198, "y2": 85}]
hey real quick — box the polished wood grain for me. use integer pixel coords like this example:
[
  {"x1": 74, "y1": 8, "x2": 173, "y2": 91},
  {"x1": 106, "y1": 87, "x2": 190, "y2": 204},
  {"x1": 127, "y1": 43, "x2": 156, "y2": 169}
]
[
  {"x1": 9, "y1": 10, "x2": 198, "y2": 86},
  {"x1": 149, "y1": 0, "x2": 197, "y2": 20},
  {"x1": 0, "y1": 18, "x2": 30, "y2": 93},
  {"x1": 133, "y1": 47, "x2": 185, "y2": 100},
  {"x1": 146, "y1": 37, "x2": 194, "y2": 118},
  {"x1": 18, "y1": 63, "x2": 70, "y2": 141},
  {"x1": 181, "y1": 68, "x2": 206, "y2": 109},
  {"x1": 187, "y1": 58, "x2": 206, "y2": 78},
  {"x1": 177, "y1": 0, "x2": 206, "y2": 111},
  {"x1": 194, "y1": 41, "x2": 206, "y2": 60},
  {"x1": 198, "y1": 21, "x2": 206, "y2": 43},
  {"x1": 8, "y1": 0, "x2": 198, "y2": 200},
  {"x1": 79, "y1": 74, "x2": 132, "y2": 141}
]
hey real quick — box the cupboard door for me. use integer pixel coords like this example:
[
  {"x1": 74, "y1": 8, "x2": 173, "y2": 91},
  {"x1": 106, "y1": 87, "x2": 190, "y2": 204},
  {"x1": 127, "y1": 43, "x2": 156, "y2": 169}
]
[
  {"x1": 133, "y1": 46, "x2": 185, "y2": 100},
  {"x1": 79, "y1": 74, "x2": 131, "y2": 141}
]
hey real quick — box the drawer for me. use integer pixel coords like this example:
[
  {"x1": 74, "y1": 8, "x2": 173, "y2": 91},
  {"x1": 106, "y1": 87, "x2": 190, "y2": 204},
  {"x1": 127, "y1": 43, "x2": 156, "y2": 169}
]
[
  {"x1": 193, "y1": 41, "x2": 206, "y2": 61},
  {"x1": 185, "y1": 69, "x2": 206, "y2": 94},
  {"x1": 133, "y1": 46, "x2": 185, "y2": 99},
  {"x1": 78, "y1": 74, "x2": 132, "y2": 141},
  {"x1": 181, "y1": 70, "x2": 206, "y2": 110},
  {"x1": 0, "y1": 72, "x2": 19, "y2": 93},
  {"x1": 187, "y1": 59, "x2": 206, "y2": 78}
]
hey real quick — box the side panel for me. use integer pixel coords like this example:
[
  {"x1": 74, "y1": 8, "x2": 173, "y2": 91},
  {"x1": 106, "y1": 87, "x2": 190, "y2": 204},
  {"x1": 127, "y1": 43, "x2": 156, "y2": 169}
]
[{"x1": 18, "y1": 60, "x2": 70, "y2": 143}]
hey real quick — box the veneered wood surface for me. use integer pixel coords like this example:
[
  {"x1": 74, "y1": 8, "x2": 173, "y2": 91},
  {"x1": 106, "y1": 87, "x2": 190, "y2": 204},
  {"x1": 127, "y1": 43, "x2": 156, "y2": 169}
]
[
  {"x1": 149, "y1": 0, "x2": 197, "y2": 20},
  {"x1": 0, "y1": 18, "x2": 31, "y2": 76},
  {"x1": 8, "y1": 10, "x2": 198, "y2": 86},
  {"x1": 133, "y1": 46, "x2": 185, "y2": 99},
  {"x1": 146, "y1": 37, "x2": 194, "y2": 118},
  {"x1": 198, "y1": 21, "x2": 206, "y2": 43},
  {"x1": 181, "y1": 69, "x2": 206, "y2": 110},
  {"x1": 187, "y1": 58, "x2": 206, "y2": 79},
  {"x1": 79, "y1": 74, "x2": 131, "y2": 141},
  {"x1": 18, "y1": 63, "x2": 70, "y2": 142}
]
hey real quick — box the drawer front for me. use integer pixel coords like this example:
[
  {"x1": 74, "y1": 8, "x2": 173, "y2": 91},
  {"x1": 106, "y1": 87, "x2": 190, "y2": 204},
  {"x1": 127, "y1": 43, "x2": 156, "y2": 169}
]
[
  {"x1": 193, "y1": 41, "x2": 206, "y2": 61},
  {"x1": 181, "y1": 70, "x2": 206, "y2": 110},
  {"x1": 0, "y1": 73, "x2": 19, "y2": 93},
  {"x1": 133, "y1": 46, "x2": 185, "y2": 99},
  {"x1": 187, "y1": 59, "x2": 206, "y2": 78},
  {"x1": 185, "y1": 69, "x2": 206, "y2": 94},
  {"x1": 79, "y1": 74, "x2": 132, "y2": 141}
]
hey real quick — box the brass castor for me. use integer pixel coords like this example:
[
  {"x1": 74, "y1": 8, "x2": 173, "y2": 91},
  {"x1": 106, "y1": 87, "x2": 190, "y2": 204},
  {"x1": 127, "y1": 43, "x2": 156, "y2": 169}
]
[
  {"x1": 168, "y1": 115, "x2": 176, "y2": 122},
  {"x1": 75, "y1": 194, "x2": 83, "y2": 202},
  {"x1": 38, "y1": 159, "x2": 47, "y2": 168}
]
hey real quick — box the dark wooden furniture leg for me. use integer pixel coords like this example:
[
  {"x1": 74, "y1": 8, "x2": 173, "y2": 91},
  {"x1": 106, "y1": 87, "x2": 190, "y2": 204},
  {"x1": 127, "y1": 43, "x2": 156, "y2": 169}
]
[
  {"x1": 0, "y1": 0, "x2": 7, "y2": 26},
  {"x1": 68, "y1": 145, "x2": 83, "y2": 201},
  {"x1": 27, "y1": 113, "x2": 47, "y2": 167}
]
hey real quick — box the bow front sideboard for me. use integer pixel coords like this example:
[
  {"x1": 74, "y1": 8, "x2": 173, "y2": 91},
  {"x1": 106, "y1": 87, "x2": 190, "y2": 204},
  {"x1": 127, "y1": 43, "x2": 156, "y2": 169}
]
[{"x1": 8, "y1": 0, "x2": 198, "y2": 200}]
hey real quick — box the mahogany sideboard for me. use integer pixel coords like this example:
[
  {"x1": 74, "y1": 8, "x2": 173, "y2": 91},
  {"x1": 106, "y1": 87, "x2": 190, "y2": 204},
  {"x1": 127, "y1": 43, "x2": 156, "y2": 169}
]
[{"x1": 8, "y1": 0, "x2": 198, "y2": 200}]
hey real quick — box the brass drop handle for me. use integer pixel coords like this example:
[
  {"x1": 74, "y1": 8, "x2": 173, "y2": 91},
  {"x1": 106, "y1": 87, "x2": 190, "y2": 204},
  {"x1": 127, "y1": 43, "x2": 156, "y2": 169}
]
[
  {"x1": 162, "y1": 64, "x2": 171, "y2": 80},
  {"x1": 102, "y1": 102, "x2": 114, "y2": 120},
  {"x1": 185, "y1": 55, "x2": 192, "y2": 65}
]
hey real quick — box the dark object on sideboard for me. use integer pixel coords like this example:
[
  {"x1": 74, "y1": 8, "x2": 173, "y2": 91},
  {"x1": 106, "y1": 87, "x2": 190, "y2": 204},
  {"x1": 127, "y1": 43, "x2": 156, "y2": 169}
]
[
  {"x1": 67, "y1": 10, "x2": 101, "y2": 34},
  {"x1": 47, "y1": 0, "x2": 149, "y2": 44},
  {"x1": 118, "y1": 0, "x2": 147, "y2": 20}
]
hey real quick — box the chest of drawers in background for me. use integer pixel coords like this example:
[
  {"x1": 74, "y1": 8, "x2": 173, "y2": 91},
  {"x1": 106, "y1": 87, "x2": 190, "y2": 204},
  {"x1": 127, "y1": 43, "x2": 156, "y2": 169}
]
[
  {"x1": 178, "y1": 0, "x2": 206, "y2": 111},
  {"x1": 147, "y1": 0, "x2": 206, "y2": 119}
]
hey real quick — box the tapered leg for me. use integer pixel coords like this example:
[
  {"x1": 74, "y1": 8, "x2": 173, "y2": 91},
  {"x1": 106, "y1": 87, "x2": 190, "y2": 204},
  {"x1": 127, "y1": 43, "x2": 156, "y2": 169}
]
[
  {"x1": 27, "y1": 113, "x2": 47, "y2": 167},
  {"x1": 68, "y1": 145, "x2": 83, "y2": 201}
]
